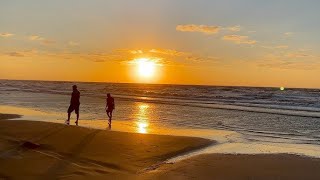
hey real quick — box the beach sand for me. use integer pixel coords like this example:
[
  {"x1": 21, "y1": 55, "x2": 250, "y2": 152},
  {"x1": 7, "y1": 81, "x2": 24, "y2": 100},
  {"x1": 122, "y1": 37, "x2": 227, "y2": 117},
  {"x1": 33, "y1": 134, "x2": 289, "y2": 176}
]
[
  {"x1": 0, "y1": 114, "x2": 212, "y2": 179},
  {"x1": 140, "y1": 154, "x2": 320, "y2": 180},
  {"x1": 1, "y1": 114, "x2": 320, "y2": 179}
]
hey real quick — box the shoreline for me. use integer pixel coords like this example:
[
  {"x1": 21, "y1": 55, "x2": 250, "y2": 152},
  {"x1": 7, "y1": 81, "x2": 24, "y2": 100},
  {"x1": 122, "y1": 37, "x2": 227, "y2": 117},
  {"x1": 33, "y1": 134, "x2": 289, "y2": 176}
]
[{"x1": 2, "y1": 112, "x2": 320, "y2": 159}]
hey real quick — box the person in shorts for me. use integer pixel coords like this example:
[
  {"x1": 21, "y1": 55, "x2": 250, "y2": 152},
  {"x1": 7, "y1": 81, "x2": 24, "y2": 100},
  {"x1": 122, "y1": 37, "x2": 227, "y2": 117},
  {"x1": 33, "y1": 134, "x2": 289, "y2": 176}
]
[
  {"x1": 66, "y1": 85, "x2": 80, "y2": 125},
  {"x1": 106, "y1": 93, "x2": 115, "y2": 126}
]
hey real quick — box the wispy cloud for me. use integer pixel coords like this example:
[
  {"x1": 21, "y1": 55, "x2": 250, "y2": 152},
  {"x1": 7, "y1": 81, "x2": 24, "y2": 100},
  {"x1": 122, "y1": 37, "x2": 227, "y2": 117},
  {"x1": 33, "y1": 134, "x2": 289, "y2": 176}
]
[
  {"x1": 2, "y1": 50, "x2": 38, "y2": 57},
  {"x1": 286, "y1": 52, "x2": 313, "y2": 58},
  {"x1": 128, "y1": 49, "x2": 188, "y2": 57},
  {"x1": 261, "y1": 45, "x2": 288, "y2": 49},
  {"x1": 68, "y1": 41, "x2": 79, "y2": 46},
  {"x1": 253, "y1": 48, "x2": 319, "y2": 70},
  {"x1": 1, "y1": 47, "x2": 219, "y2": 66},
  {"x1": 257, "y1": 58, "x2": 319, "y2": 70},
  {"x1": 284, "y1": 32, "x2": 294, "y2": 37},
  {"x1": 5, "y1": 52, "x2": 25, "y2": 57},
  {"x1": 176, "y1": 24, "x2": 257, "y2": 46},
  {"x1": 176, "y1": 24, "x2": 243, "y2": 35},
  {"x1": 223, "y1": 35, "x2": 257, "y2": 44},
  {"x1": 275, "y1": 45, "x2": 289, "y2": 49},
  {"x1": 176, "y1": 24, "x2": 220, "y2": 34},
  {"x1": 29, "y1": 35, "x2": 42, "y2": 41},
  {"x1": 124, "y1": 48, "x2": 219, "y2": 64},
  {"x1": 0, "y1": 33, "x2": 14, "y2": 37},
  {"x1": 28, "y1": 35, "x2": 55, "y2": 45},
  {"x1": 111, "y1": 48, "x2": 193, "y2": 65},
  {"x1": 226, "y1": 25, "x2": 241, "y2": 32},
  {"x1": 42, "y1": 39, "x2": 55, "y2": 45}
]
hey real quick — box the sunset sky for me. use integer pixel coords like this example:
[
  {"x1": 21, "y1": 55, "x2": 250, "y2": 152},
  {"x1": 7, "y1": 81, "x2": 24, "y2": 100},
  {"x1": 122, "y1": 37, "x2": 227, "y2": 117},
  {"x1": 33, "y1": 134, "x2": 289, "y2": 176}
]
[{"x1": 1, "y1": 0, "x2": 320, "y2": 88}]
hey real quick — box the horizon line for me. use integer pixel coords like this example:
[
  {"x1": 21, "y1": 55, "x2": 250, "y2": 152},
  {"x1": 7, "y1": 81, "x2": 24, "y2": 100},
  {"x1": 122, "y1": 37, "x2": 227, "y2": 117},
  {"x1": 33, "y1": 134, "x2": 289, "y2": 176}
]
[{"x1": 1, "y1": 78, "x2": 319, "y2": 90}]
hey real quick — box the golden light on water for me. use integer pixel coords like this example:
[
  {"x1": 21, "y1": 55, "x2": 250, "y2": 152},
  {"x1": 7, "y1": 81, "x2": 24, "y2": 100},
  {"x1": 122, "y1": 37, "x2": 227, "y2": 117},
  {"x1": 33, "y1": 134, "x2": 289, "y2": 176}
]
[
  {"x1": 137, "y1": 122, "x2": 148, "y2": 134},
  {"x1": 135, "y1": 104, "x2": 150, "y2": 134}
]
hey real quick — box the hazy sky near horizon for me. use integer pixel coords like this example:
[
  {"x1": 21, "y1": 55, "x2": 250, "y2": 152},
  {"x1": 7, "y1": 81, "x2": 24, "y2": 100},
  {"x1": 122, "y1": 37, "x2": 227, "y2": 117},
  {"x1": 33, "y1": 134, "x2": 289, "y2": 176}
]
[{"x1": 1, "y1": 0, "x2": 320, "y2": 88}]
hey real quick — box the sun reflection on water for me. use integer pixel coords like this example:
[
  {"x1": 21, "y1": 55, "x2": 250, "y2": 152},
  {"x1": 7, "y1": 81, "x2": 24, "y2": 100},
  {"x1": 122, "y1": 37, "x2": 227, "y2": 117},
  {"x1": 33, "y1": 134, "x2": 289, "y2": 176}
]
[
  {"x1": 137, "y1": 122, "x2": 148, "y2": 134},
  {"x1": 135, "y1": 103, "x2": 150, "y2": 134}
]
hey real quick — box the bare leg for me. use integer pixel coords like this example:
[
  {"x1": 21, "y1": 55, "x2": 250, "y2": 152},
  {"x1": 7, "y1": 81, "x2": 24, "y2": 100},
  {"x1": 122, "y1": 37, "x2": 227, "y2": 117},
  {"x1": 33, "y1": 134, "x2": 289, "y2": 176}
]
[
  {"x1": 75, "y1": 113, "x2": 79, "y2": 126},
  {"x1": 66, "y1": 113, "x2": 71, "y2": 125},
  {"x1": 109, "y1": 111, "x2": 113, "y2": 127},
  {"x1": 107, "y1": 111, "x2": 111, "y2": 125}
]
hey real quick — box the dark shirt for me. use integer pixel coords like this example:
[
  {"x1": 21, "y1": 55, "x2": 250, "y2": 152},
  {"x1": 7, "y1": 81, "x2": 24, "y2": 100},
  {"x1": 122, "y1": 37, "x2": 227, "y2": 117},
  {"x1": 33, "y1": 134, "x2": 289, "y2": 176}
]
[
  {"x1": 106, "y1": 97, "x2": 115, "y2": 109},
  {"x1": 70, "y1": 90, "x2": 80, "y2": 105}
]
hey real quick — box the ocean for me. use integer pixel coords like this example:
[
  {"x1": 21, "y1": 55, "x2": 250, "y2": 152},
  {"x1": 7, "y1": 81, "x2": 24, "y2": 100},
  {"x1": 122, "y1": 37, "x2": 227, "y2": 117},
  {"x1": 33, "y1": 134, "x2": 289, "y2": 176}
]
[{"x1": 1, "y1": 79, "x2": 320, "y2": 157}]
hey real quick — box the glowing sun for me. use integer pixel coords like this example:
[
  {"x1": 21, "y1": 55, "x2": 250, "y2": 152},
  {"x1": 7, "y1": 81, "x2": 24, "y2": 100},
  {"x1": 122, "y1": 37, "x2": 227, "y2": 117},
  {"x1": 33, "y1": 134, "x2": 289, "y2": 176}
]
[{"x1": 135, "y1": 58, "x2": 156, "y2": 78}]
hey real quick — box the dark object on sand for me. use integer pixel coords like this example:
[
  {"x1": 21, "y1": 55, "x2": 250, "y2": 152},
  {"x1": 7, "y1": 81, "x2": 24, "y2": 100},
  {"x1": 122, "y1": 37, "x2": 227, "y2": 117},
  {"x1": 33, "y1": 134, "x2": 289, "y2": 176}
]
[{"x1": 21, "y1": 141, "x2": 40, "y2": 149}]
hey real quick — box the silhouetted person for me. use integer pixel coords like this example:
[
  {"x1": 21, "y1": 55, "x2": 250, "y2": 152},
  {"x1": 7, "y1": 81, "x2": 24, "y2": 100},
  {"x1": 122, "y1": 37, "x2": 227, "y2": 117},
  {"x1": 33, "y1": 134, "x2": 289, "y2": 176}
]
[
  {"x1": 66, "y1": 85, "x2": 80, "y2": 125},
  {"x1": 106, "y1": 93, "x2": 115, "y2": 127}
]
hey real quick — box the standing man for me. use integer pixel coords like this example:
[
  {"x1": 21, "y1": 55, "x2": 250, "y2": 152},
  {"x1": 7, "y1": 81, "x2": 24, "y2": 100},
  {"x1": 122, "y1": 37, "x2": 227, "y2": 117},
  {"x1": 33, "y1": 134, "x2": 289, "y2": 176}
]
[
  {"x1": 66, "y1": 85, "x2": 80, "y2": 126},
  {"x1": 106, "y1": 93, "x2": 115, "y2": 126}
]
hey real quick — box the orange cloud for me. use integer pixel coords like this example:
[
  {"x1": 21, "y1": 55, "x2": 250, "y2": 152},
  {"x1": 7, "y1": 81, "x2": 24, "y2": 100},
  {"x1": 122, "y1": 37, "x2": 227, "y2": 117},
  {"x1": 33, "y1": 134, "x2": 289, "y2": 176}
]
[
  {"x1": 28, "y1": 35, "x2": 55, "y2": 45},
  {"x1": 284, "y1": 32, "x2": 293, "y2": 37},
  {"x1": 261, "y1": 45, "x2": 288, "y2": 49},
  {"x1": 252, "y1": 49, "x2": 319, "y2": 70},
  {"x1": 68, "y1": 41, "x2": 79, "y2": 46},
  {"x1": 286, "y1": 52, "x2": 313, "y2": 58},
  {"x1": 275, "y1": 45, "x2": 289, "y2": 49},
  {"x1": 147, "y1": 49, "x2": 188, "y2": 56},
  {"x1": 121, "y1": 48, "x2": 216, "y2": 64},
  {"x1": 176, "y1": 24, "x2": 220, "y2": 34},
  {"x1": 1, "y1": 47, "x2": 218, "y2": 67},
  {"x1": 223, "y1": 35, "x2": 257, "y2": 44},
  {"x1": 226, "y1": 25, "x2": 241, "y2": 32},
  {"x1": 2, "y1": 50, "x2": 38, "y2": 57},
  {"x1": 111, "y1": 48, "x2": 190, "y2": 65},
  {"x1": 0, "y1": 33, "x2": 14, "y2": 37},
  {"x1": 117, "y1": 48, "x2": 189, "y2": 57},
  {"x1": 257, "y1": 58, "x2": 319, "y2": 70},
  {"x1": 5, "y1": 52, "x2": 25, "y2": 57}
]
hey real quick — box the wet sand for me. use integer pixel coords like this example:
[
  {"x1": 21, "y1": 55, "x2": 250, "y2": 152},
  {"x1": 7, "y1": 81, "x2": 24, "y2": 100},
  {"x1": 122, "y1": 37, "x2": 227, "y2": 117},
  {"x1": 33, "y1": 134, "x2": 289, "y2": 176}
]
[
  {"x1": 0, "y1": 113, "x2": 21, "y2": 120},
  {"x1": 140, "y1": 154, "x2": 320, "y2": 180},
  {"x1": 1, "y1": 114, "x2": 320, "y2": 179}
]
